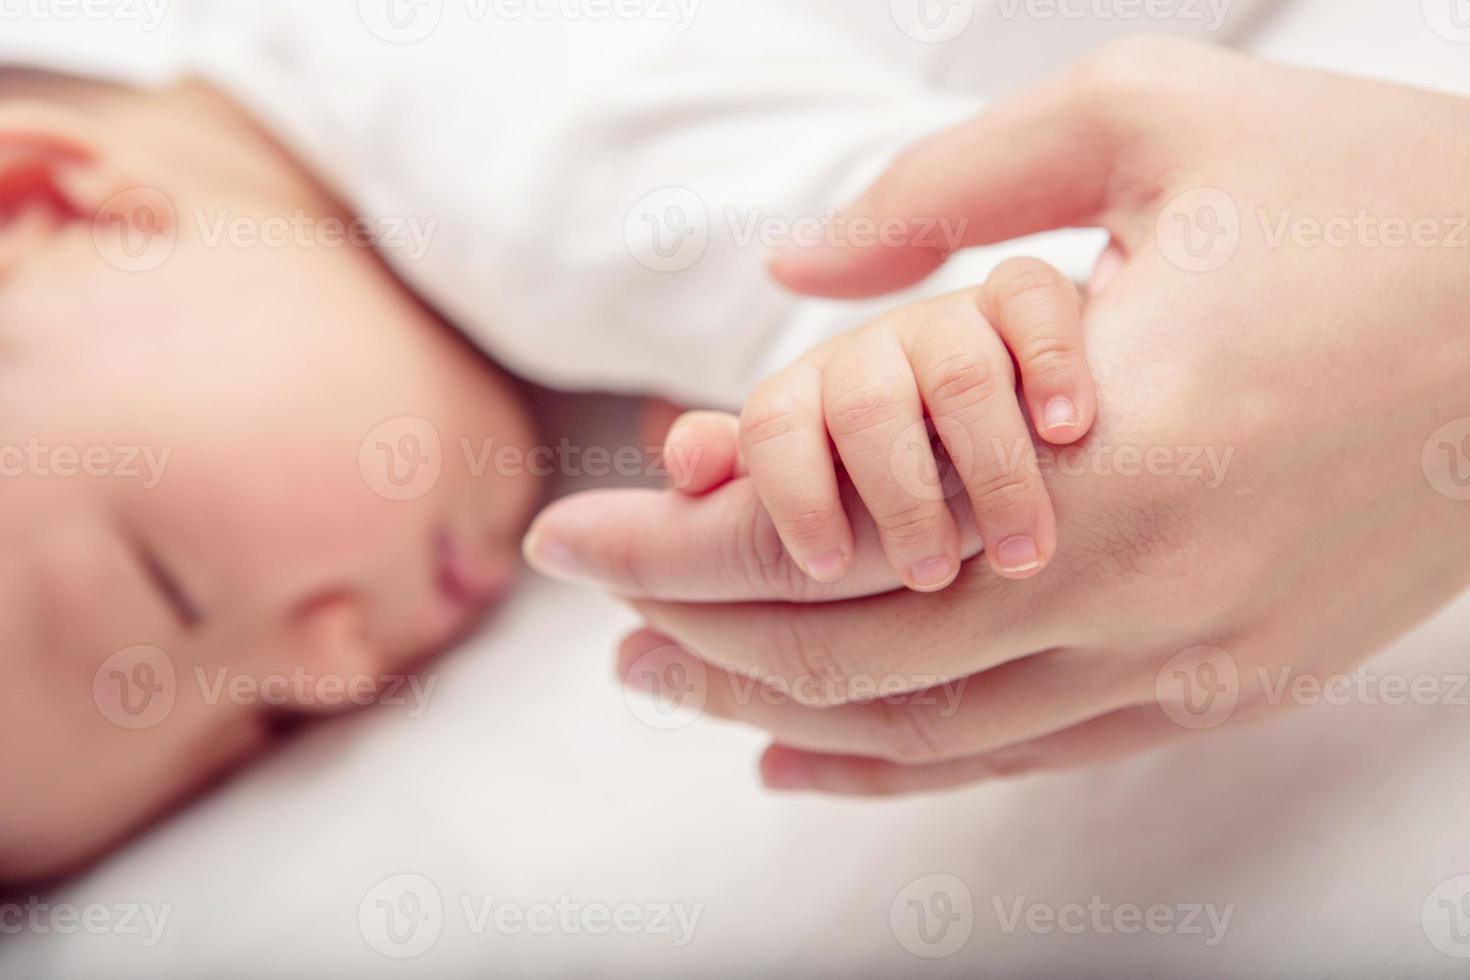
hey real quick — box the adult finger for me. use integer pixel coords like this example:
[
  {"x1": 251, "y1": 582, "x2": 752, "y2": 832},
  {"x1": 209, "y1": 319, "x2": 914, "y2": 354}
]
[
  {"x1": 766, "y1": 37, "x2": 1207, "y2": 298},
  {"x1": 617, "y1": 630, "x2": 1145, "y2": 765},
  {"x1": 629, "y1": 560, "x2": 1066, "y2": 704},
  {"x1": 523, "y1": 472, "x2": 981, "y2": 603},
  {"x1": 758, "y1": 704, "x2": 1192, "y2": 796}
]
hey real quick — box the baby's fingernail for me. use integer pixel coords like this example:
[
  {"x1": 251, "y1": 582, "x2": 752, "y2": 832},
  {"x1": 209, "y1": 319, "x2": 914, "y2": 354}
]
[
  {"x1": 804, "y1": 551, "x2": 848, "y2": 583},
  {"x1": 1043, "y1": 396, "x2": 1078, "y2": 432},
  {"x1": 909, "y1": 556, "x2": 957, "y2": 590},
  {"x1": 994, "y1": 535, "x2": 1043, "y2": 575}
]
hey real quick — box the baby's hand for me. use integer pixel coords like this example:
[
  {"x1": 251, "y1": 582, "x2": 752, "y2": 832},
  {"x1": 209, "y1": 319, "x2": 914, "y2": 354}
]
[{"x1": 663, "y1": 258, "x2": 1095, "y2": 591}]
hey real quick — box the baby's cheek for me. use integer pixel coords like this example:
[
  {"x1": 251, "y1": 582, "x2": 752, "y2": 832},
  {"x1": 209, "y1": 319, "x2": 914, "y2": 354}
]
[{"x1": 31, "y1": 515, "x2": 155, "y2": 677}]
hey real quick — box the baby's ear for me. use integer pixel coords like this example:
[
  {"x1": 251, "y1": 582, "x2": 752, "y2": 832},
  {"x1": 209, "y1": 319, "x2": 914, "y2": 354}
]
[
  {"x1": 275, "y1": 594, "x2": 383, "y2": 716},
  {"x1": 0, "y1": 102, "x2": 171, "y2": 277}
]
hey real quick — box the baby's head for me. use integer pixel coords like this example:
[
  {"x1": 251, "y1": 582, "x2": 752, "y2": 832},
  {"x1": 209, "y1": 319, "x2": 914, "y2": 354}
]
[{"x1": 0, "y1": 71, "x2": 538, "y2": 881}]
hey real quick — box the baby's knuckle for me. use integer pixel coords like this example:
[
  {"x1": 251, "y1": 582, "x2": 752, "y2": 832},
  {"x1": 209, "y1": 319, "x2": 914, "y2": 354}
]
[
  {"x1": 967, "y1": 467, "x2": 1037, "y2": 516},
  {"x1": 874, "y1": 504, "x2": 943, "y2": 545},
  {"x1": 827, "y1": 385, "x2": 903, "y2": 439},
  {"x1": 739, "y1": 394, "x2": 804, "y2": 448},
  {"x1": 777, "y1": 502, "x2": 842, "y2": 544},
  {"x1": 1017, "y1": 336, "x2": 1078, "y2": 379},
  {"x1": 927, "y1": 352, "x2": 1002, "y2": 412}
]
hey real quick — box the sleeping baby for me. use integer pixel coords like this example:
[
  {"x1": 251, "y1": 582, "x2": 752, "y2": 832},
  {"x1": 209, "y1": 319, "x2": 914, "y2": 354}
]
[{"x1": 0, "y1": 0, "x2": 1263, "y2": 882}]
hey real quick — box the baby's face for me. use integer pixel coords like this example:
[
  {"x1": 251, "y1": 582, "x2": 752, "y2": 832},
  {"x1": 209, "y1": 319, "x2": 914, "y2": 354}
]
[{"x1": 0, "y1": 81, "x2": 538, "y2": 881}]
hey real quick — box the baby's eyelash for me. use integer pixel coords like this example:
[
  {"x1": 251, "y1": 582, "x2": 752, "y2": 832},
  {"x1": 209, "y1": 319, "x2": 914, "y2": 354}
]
[{"x1": 129, "y1": 536, "x2": 204, "y2": 630}]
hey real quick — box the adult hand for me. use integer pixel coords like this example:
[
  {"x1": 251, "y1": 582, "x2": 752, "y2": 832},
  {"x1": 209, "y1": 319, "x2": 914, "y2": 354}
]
[{"x1": 526, "y1": 37, "x2": 1470, "y2": 794}]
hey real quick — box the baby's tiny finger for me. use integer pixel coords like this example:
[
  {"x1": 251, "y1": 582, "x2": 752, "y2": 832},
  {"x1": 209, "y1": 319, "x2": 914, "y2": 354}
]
[
  {"x1": 740, "y1": 365, "x2": 853, "y2": 583},
  {"x1": 664, "y1": 410, "x2": 742, "y2": 494},
  {"x1": 908, "y1": 313, "x2": 1056, "y2": 580},
  {"x1": 980, "y1": 257, "x2": 1095, "y2": 445},
  {"x1": 824, "y1": 332, "x2": 961, "y2": 592}
]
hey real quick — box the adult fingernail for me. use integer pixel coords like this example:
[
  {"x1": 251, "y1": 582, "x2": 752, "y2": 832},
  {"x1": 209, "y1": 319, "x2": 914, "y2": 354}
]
[
  {"x1": 804, "y1": 551, "x2": 848, "y2": 583},
  {"x1": 995, "y1": 536, "x2": 1042, "y2": 574},
  {"x1": 761, "y1": 752, "x2": 811, "y2": 792},
  {"x1": 1043, "y1": 396, "x2": 1078, "y2": 432},
  {"x1": 523, "y1": 531, "x2": 586, "y2": 583},
  {"x1": 909, "y1": 556, "x2": 957, "y2": 590}
]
